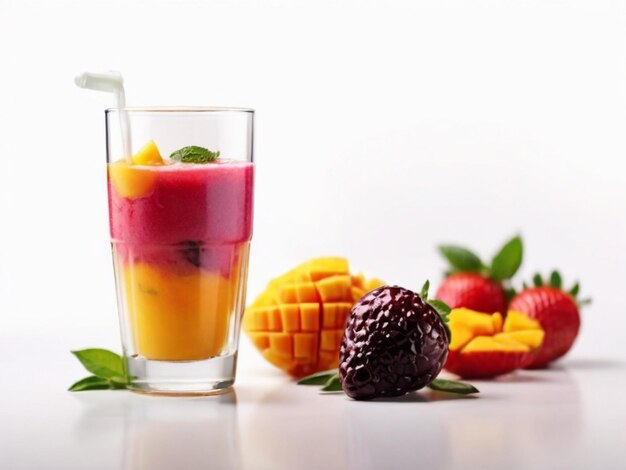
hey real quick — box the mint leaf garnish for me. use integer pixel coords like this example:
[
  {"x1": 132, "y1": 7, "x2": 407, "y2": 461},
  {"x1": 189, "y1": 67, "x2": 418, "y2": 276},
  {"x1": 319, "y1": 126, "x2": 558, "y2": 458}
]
[
  {"x1": 428, "y1": 378, "x2": 479, "y2": 395},
  {"x1": 490, "y1": 235, "x2": 523, "y2": 281},
  {"x1": 69, "y1": 348, "x2": 132, "y2": 392},
  {"x1": 170, "y1": 146, "x2": 220, "y2": 163},
  {"x1": 438, "y1": 245, "x2": 484, "y2": 273}
]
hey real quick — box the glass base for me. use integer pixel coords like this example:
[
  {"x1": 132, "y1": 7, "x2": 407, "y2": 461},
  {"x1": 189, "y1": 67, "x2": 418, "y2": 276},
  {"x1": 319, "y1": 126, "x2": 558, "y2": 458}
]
[{"x1": 126, "y1": 352, "x2": 237, "y2": 396}]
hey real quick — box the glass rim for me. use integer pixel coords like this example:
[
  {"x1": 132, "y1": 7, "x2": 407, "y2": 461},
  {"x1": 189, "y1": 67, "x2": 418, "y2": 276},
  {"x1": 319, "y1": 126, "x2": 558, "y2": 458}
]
[{"x1": 105, "y1": 106, "x2": 254, "y2": 114}]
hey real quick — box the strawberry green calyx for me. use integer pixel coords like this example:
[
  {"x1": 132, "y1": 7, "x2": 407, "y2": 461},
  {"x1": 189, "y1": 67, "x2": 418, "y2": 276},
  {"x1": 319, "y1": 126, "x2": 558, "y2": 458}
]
[
  {"x1": 438, "y1": 235, "x2": 524, "y2": 282},
  {"x1": 298, "y1": 369, "x2": 479, "y2": 396},
  {"x1": 420, "y1": 280, "x2": 452, "y2": 340},
  {"x1": 524, "y1": 271, "x2": 591, "y2": 307}
]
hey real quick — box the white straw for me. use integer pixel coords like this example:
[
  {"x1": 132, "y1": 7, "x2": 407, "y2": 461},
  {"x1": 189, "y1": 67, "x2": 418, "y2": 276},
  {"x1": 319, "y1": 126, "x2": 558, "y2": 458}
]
[{"x1": 75, "y1": 71, "x2": 132, "y2": 162}]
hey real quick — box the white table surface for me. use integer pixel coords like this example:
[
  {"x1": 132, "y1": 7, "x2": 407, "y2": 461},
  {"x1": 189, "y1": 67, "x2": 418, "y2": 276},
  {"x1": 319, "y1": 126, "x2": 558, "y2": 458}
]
[{"x1": 2, "y1": 335, "x2": 625, "y2": 470}]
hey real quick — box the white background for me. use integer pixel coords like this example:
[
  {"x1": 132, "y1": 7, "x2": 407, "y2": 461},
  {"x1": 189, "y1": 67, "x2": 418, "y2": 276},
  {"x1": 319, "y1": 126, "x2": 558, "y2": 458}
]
[{"x1": 1, "y1": 0, "x2": 625, "y2": 365}]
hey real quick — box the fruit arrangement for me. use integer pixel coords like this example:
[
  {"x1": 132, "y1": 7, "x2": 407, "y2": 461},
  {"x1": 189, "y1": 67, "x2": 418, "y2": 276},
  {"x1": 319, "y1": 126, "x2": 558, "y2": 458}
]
[
  {"x1": 299, "y1": 283, "x2": 478, "y2": 399},
  {"x1": 243, "y1": 236, "x2": 588, "y2": 400},
  {"x1": 243, "y1": 257, "x2": 385, "y2": 377}
]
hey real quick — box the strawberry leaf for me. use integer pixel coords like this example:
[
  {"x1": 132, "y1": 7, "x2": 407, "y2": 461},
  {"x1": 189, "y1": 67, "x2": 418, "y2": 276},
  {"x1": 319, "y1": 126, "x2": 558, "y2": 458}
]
[
  {"x1": 505, "y1": 287, "x2": 517, "y2": 302},
  {"x1": 428, "y1": 299, "x2": 452, "y2": 342},
  {"x1": 438, "y1": 245, "x2": 484, "y2": 273},
  {"x1": 533, "y1": 273, "x2": 544, "y2": 287},
  {"x1": 569, "y1": 282, "x2": 580, "y2": 297},
  {"x1": 550, "y1": 270, "x2": 562, "y2": 289},
  {"x1": 490, "y1": 236, "x2": 523, "y2": 281},
  {"x1": 297, "y1": 370, "x2": 338, "y2": 386},
  {"x1": 321, "y1": 375, "x2": 343, "y2": 392},
  {"x1": 420, "y1": 280, "x2": 430, "y2": 302},
  {"x1": 428, "y1": 378, "x2": 479, "y2": 395}
]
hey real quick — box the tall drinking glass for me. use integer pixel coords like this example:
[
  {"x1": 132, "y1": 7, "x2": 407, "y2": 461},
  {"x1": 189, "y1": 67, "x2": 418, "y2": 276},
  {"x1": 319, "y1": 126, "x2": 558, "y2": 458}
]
[{"x1": 106, "y1": 108, "x2": 254, "y2": 395}]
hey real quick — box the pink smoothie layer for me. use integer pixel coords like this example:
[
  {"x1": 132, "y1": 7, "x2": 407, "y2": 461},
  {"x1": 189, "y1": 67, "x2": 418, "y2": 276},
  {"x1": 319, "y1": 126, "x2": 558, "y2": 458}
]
[{"x1": 109, "y1": 161, "x2": 254, "y2": 272}]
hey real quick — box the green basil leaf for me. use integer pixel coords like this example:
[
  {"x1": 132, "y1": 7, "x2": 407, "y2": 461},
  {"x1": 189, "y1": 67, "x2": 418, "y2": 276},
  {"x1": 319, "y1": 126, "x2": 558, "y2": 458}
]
[
  {"x1": 170, "y1": 146, "x2": 220, "y2": 163},
  {"x1": 297, "y1": 370, "x2": 338, "y2": 386},
  {"x1": 71, "y1": 349, "x2": 125, "y2": 379},
  {"x1": 428, "y1": 378, "x2": 479, "y2": 395},
  {"x1": 438, "y1": 245, "x2": 484, "y2": 273},
  {"x1": 68, "y1": 375, "x2": 112, "y2": 392},
  {"x1": 490, "y1": 236, "x2": 523, "y2": 281},
  {"x1": 321, "y1": 376, "x2": 343, "y2": 392}
]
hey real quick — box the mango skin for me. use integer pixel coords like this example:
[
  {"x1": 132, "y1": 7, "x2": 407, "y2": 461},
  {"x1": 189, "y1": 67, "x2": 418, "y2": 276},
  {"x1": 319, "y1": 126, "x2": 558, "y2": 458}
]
[
  {"x1": 446, "y1": 349, "x2": 531, "y2": 379},
  {"x1": 243, "y1": 258, "x2": 384, "y2": 377},
  {"x1": 444, "y1": 308, "x2": 545, "y2": 378}
]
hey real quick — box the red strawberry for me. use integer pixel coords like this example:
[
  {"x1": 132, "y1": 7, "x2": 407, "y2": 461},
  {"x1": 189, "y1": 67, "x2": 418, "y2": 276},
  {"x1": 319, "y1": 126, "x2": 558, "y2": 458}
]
[
  {"x1": 435, "y1": 236, "x2": 523, "y2": 314},
  {"x1": 436, "y1": 273, "x2": 507, "y2": 314},
  {"x1": 509, "y1": 272, "x2": 586, "y2": 368}
]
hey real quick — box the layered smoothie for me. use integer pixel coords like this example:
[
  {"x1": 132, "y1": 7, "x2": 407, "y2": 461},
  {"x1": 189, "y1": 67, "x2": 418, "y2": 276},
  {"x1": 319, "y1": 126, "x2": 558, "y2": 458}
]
[{"x1": 108, "y1": 142, "x2": 254, "y2": 362}]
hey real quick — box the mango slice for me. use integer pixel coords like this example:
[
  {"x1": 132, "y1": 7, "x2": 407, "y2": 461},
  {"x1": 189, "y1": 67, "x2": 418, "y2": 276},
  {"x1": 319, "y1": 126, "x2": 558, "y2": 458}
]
[
  {"x1": 132, "y1": 140, "x2": 164, "y2": 166},
  {"x1": 503, "y1": 310, "x2": 542, "y2": 332},
  {"x1": 445, "y1": 308, "x2": 545, "y2": 378},
  {"x1": 499, "y1": 330, "x2": 545, "y2": 349},
  {"x1": 463, "y1": 336, "x2": 530, "y2": 353},
  {"x1": 108, "y1": 161, "x2": 157, "y2": 198},
  {"x1": 243, "y1": 258, "x2": 384, "y2": 377},
  {"x1": 108, "y1": 140, "x2": 164, "y2": 199},
  {"x1": 448, "y1": 308, "x2": 500, "y2": 350}
]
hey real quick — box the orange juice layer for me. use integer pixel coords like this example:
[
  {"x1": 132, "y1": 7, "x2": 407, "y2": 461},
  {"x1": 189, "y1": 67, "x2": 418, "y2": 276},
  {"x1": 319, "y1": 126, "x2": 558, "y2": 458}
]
[{"x1": 122, "y1": 261, "x2": 239, "y2": 361}]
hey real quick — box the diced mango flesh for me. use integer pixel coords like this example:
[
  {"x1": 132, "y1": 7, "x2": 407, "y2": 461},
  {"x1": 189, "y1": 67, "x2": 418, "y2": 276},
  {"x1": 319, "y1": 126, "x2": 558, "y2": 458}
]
[
  {"x1": 463, "y1": 335, "x2": 530, "y2": 353},
  {"x1": 449, "y1": 308, "x2": 545, "y2": 354},
  {"x1": 244, "y1": 257, "x2": 383, "y2": 376},
  {"x1": 448, "y1": 308, "x2": 498, "y2": 351},
  {"x1": 504, "y1": 310, "x2": 542, "y2": 332},
  {"x1": 499, "y1": 330, "x2": 545, "y2": 349},
  {"x1": 364, "y1": 278, "x2": 385, "y2": 291},
  {"x1": 316, "y1": 275, "x2": 352, "y2": 302},
  {"x1": 491, "y1": 312, "x2": 504, "y2": 332}
]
